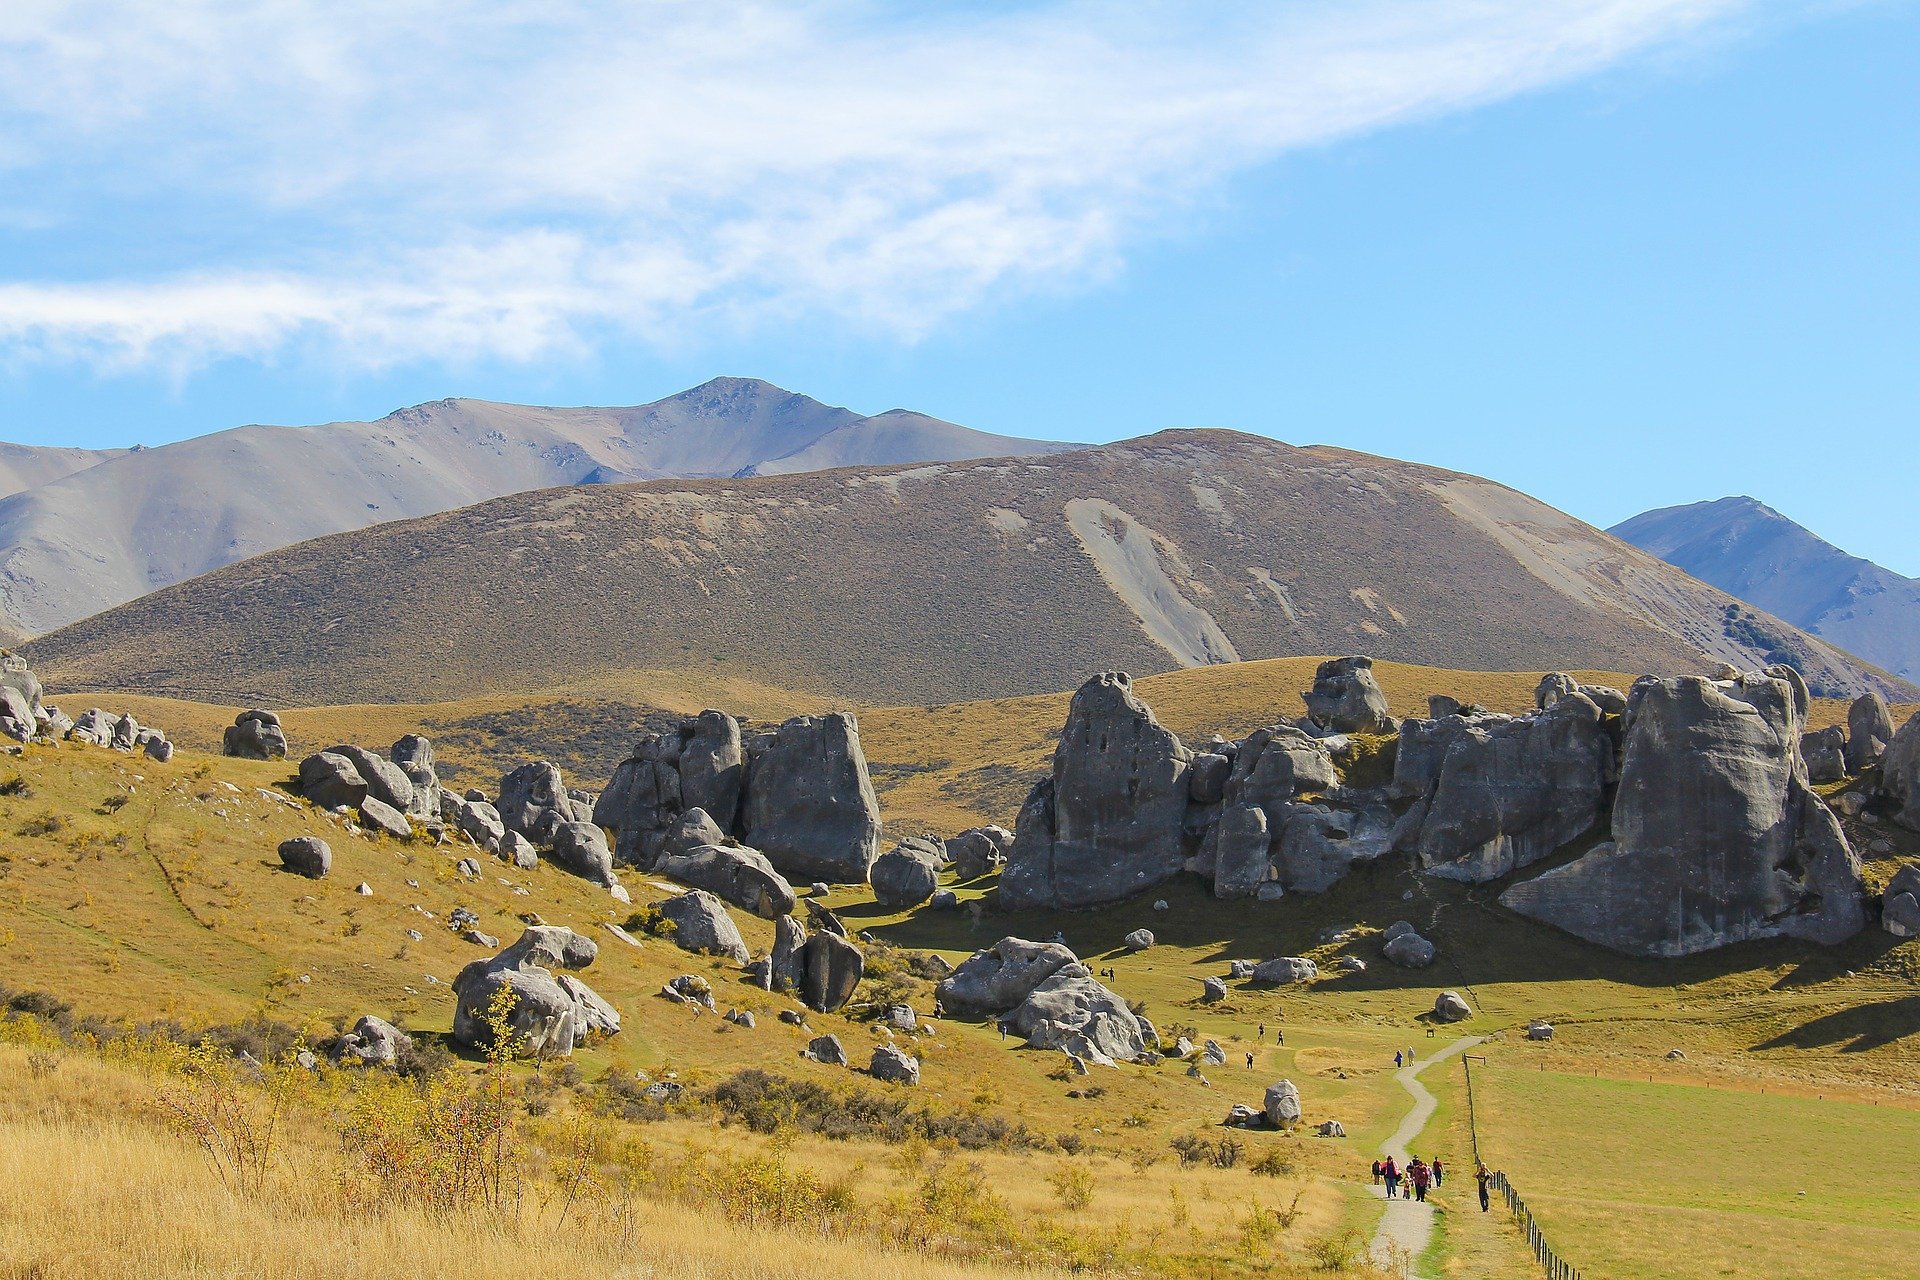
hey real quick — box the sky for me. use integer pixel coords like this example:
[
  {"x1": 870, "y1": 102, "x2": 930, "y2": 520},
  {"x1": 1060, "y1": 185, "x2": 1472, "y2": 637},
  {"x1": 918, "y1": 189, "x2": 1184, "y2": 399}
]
[{"x1": 0, "y1": 0, "x2": 1914, "y2": 573}]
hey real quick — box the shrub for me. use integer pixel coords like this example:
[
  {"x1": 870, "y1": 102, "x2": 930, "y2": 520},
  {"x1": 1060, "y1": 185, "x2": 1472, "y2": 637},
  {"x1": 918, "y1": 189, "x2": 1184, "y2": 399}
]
[
  {"x1": 1047, "y1": 1161, "x2": 1094, "y2": 1210},
  {"x1": 0, "y1": 775, "x2": 32, "y2": 797},
  {"x1": 1251, "y1": 1148, "x2": 1296, "y2": 1177},
  {"x1": 1307, "y1": 1229, "x2": 1363, "y2": 1271},
  {"x1": 705, "y1": 1069, "x2": 1047, "y2": 1151}
]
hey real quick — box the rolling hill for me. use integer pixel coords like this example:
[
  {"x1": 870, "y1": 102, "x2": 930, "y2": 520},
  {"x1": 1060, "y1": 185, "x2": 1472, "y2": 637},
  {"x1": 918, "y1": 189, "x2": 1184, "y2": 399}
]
[
  {"x1": 1612, "y1": 496, "x2": 1920, "y2": 683},
  {"x1": 27, "y1": 429, "x2": 1911, "y2": 707},
  {"x1": 0, "y1": 378, "x2": 1070, "y2": 637}
]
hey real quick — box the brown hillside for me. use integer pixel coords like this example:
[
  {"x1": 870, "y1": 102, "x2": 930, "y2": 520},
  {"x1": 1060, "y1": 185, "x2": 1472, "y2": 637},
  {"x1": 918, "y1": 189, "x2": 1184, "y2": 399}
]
[{"x1": 29, "y1": 430, "x2": 1909, "y2": 706}]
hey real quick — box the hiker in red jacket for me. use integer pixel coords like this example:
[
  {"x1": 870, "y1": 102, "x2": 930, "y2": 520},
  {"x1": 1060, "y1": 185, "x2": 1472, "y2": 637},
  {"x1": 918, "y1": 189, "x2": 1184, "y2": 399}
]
[
  {"x1": 1382, "y1": 1157, "x2": 1401, "y2": 1199},
  {"x1": 1408, "y1": 1158, "x2": 1431, "y2": 1202},
  {"x1": 1431, "y1": 1157, "x2": 1444, "y2": 1186}
]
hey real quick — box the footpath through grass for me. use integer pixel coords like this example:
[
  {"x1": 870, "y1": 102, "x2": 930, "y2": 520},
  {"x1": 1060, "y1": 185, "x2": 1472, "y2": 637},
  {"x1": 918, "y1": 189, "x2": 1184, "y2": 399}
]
[{"x1": 1472, "y1": 1060, "x2": 1920, "y2": 1280}]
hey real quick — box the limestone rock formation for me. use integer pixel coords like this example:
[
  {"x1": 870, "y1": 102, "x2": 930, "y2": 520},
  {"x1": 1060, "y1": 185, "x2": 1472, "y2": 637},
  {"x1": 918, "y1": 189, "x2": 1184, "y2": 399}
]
[
  {"x1": 1502, "y1": 670, "x2": 1867, "y2": 956},
  {"x1": 801, "y1": 930, "x2": 864, "y2": 1014},
  {"x1": 223, "y1": 710, "x2": 288, "y2": 760},
  {"x1": 1001, "y1": 673, "x2": 1193, "y2": 909},
  {"x1": 1879, "y1": 710, "x2": 1920, "y2": 831},
  {"x1": 451, "y1": 926, "x2": 619, "y2": 1056},
  {"x1": 1881, "y1": 864, "x2": 1920, "y2": 938},
  {"x1": 742, "y1": 713, "x2": 883, "y2": 884},
  {"x1": 1264, "y1": 1080, "x2": 1303, "y2": 1129},
  {"x1": 549, "y1": 821, "x2": 617, "y2": 888},
  {"x1": 807, "y1": 1033, "x2": 848, "y2": 1065},
  {"x1": 389, "y1": 735, "x2": 440, "y2": 819},
  {"x1": 936, "y1": 937, "x2": 1080, "y2": 1018},
  {"x1": 659, "y1": 843, "x2": 795, "y2": 919},
  {"x1": 1273, "y1": 803, "x2": 1394, "y2": 893},
  {"x1": 333, "y1": 1015, "x2": 411, "y2": 1065},
  {"x1": 498, "y1": 762, "x2": 588, "y2": 848},
  {"x1": 1433, "y1": 991, "x2": 1472, "y2": 1022},
  {"x1": 1846, "y1": 693, "x2": 1895, "y2": 774},
  {"x1": 1801, "y1": 726, "x2": 1848, "y2": 784},
  {"x1": 659, "y1": 889, "x2": 751, "y2": 964},
  {"x1": 1381, "y1": 921, "x2": 1436, "y2": 968},
  {"x1": 870, "y1": 838, "x2": 942, "y2": 908},
  {"x1": 1302, "y1": 657, "x2": 1393, "y2": 735},
  {"x1": 299, "y1": 752, "x2": 367, "y2": 811},
  {"x1": 1007, "y1": 969, "x2": 1149, "y2": 1065},
  {"x1": 946, "y1": 826, "x2": 1011, "y2": 880},
  {"x1": 326, "y1": 745, "x2": 417, "y2": 817},
  {"x1": 770, "y1": 915, "x2": 808, "y2": 992},
  {"x1": 278, "y1": 836, "x2": 331, "y2": 879},
  {"x1": 358, "y1": 796, "x2": 412, "y2": 839},
  {"x1": 869, "y1": 1044, "x2": 921, "y2": 1085},
  {"x1": 1252, "y1": 957, "x2": 1316, "y2": 984}
]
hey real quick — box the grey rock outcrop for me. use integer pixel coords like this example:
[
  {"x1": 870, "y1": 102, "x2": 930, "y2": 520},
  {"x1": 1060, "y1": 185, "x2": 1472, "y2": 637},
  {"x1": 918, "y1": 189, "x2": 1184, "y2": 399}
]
[
  {"x1": 1001, "y1": 673, "x2": 1192, "y2": 909},
  {"x1": 770, "y1": 915, "x2": 808, "y2": 992},
  {"x1": 1302, "y1": 657, "x2": 1393, "y2": 735},
  {"x1": 389, "y1": 735, "x2": 440, "y2": 819},
  {"x1": 1252, "y1": 956, "x2": 1316, "y2": 984},
  {"x1": 1123, "y1": 928, "x2": 1155, "y2": 951},
  {"x1": 801, "y1": 930, "x2": 864, "y2": 1013},
  {"x1": 498, "y1": 762, "x2": 586, "y2": 848},
  {"x1": 807, "y1": 1033, "x2": 848, "y2": 1065},
  {"x1": 742, "y1": 713, "x2": 883, "y2": 884},
  {"x1": 660, "y1": 843, "x2": 796, "y2": 918},
  {"x1": 1397, "y1": 693, "x2": 1612, "y2": 883},
  {"x1": 1802, "y1": 726, "x2": 1848, "y2": 784},
  {"x1": 223, "y1": 710, "x2": 288, "y2": 760},
  {"x1": 1264, "y1": 1079, "x2": 1303, "y2": 1129},
  {"x1": 935, "y1": 937, "x2": 1080, "y2": 1017},
  {"x1": 549, "y1": 821, "x2": 617, "y2": 888},
  {"x1": 1273, "y1": 802, "x2": 1395, "y2": 893},
  {"x1": 680, "y1": 710, "x2": 746, "y2": 831},
  {"x1": 659, "y1": 890, "x2": 751, "y2": 964},
  {"x1": 451, "y1": 926, "x2": 619, "y2": 1056},
  {"x1": 658, "y1": 808, "x2": 729, "y2": 862},
  {"x1": 870, "y1": 1044, "x2": 921, "y2": 1085},
  {"x1": 1847, "y1": 693, "x2": 1895, "y2": 774},
  {"x1": 1502, "y1": 670, "x2": 1867, "y2": 956},
  {"x1": 278, "y1": 836, "x2": 332, "y2": 878},
  {"x1": 1432, "y1": 991, "x2": 1472, "y2": 1023},
  {"x1": 1879, "y1": 711, "x2": 1920, "y2": 831},
  {"x1": 358, "y1": 796, "x2": 413, "y2": 839},
  {"x1": 1883, "y1": 865, "x2": 1920, "y2": 938},
  {"x1": 870, "y1": 838, "x2": 942, "y2": 908},
  {"x1": 1007, "y1": 969, "x2": 1149, "y2": 1065},
  {"x1": 1535, "y1": 672, "x2": 1627, "y2": 714},
  {"x1": 326, "y1": 745, "x2": 417, "y2": 817},
  {"x1": 334, "y1": 1015, "x2": 411, "y2": 1065},
  {"x1": 946, "y1": 826, "x2": 1011, "y2": 880},
  {"x1": 1381, "y1": 926, "x2": 1436, "y2": 968}
]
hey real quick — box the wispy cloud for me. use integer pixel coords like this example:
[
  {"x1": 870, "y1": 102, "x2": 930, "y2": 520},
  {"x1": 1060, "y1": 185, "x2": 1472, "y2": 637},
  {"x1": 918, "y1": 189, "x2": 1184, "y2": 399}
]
[{"x1": 0, "y1": 0, "x2": 1750, "y2": 371}]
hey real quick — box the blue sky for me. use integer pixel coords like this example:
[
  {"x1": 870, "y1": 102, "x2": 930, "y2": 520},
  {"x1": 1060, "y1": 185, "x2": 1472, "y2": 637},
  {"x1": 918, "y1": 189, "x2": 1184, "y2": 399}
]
[{"x1": 1, "y1": 1, "x2": 1915, "y2": 573}]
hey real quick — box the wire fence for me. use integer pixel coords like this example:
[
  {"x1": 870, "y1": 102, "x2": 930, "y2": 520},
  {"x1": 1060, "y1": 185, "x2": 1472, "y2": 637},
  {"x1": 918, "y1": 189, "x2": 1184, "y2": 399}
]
[{"x1": 1461, "y1": 1054, "x2": 1583, "y2": 1280}]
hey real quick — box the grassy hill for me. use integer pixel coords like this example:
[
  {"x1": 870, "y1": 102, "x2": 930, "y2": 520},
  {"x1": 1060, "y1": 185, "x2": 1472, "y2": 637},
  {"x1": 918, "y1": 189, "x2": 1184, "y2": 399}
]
[
  {"x1": 3, "y1": 657, "x2": 1917, "y2": 1278},
  {"x1": 30, "y1": 431, "x2": 1913, "y2": 709}
]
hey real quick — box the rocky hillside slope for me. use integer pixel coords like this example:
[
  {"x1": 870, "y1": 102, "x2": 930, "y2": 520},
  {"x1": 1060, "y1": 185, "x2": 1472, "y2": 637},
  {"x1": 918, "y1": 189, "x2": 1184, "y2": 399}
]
[
  {"x1": 30, "y1": 430, "x2": 1909, "y2": 708},
  {"x1": 1613, "y1": 496, "x2": 1920, "y2": 684},
  {"x1": 0, "y1": 378, "x2": 1068, "y2": 636}
]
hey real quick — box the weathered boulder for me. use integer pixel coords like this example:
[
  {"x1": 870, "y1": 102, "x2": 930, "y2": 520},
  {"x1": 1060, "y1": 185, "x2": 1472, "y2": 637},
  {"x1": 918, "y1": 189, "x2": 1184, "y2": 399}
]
[
  {"x1": 1802, "y1": 726, "x2": 1849, "y2": 784},
  {"x1": 1847, "y1": 693, "x2": 1895, "y2": 774},
  {"x1": 1883, "y1": 864, "x2": 1920, "y2": 938},
  {"x1": 1000, "y1": 673, "x2": 1192, "y2": 910},
  {"x1": 1433, "y1": 991, "x2": 1472, "y2": 1023},
  {"x1": 680, "y1": 710, "x2": 746, "y2": 831},
  {"x1": 946, "y1": 826, "x2": 1011, "y2": 880},
  {"x1": 1502, "y1": 671, "x2": 1867, "y2": 956},
  {"x1": 498, "y1": 762, "x2": 583, "y2": 848},
  {"x1": 326, "y1": 745, "x2": 417, "y2": 816},
  {"x1": 389, "y1": 735, "x2": 441, "y2": 819},
  {"x1": 660, "y1": 843, "x2": 796, "y2": 918},
  {"x1": 549, "y1": 821, "x2": 617, "y2": 888},
  {"x1": 659, "y1": 807, "x2": 730, "y2": 862},
  {"x1": 801, "y1": 930, "x2": 864, "y2": 1013},
  {"x1": 870, "y1": 1044, "x2": 921, "y2": 1085},
  {"x1": 298, "y1": 752, "x2": 368, "y2": 810},
  {"x1": 1525, "y1": 1021, "x2": 1554, "y2": 1041},
  {"x1": 334, "y1": 1015, "x2": 411, "y2": 1065},
  {"x1": 1211, "y1": 804, "x2": 1271, "y2": 899},
  {"x1": 145, "y1": 736, "x2": 175, "y2": 763},
  {"x1": 870, "y1": 838, "x2": 942, "y2": 908},
  {"x1": 1402, "y1": 694, "x2": 1612, "y2": 883},
  {"x1": 1879, "y1": 711, "x2": 1920, "y2": 831},
  {"x1": 1274, "y1": 802, "x2": 1395, "y2": 893},
  {"x1": 223, "y1": 710, "x2": 288, "y2": 760},
  {"x1": 1252, "y1": 956, "x2": 1316, "y2": 984},
  {"x1": 807, "y1": 1033, "x2": 848, "y2": 1065},
  {"x1": 936, "y1": 937, "x2": 1079, "y2": 1017},
  {"x1": 1535, "y1": 672, "x2": 1627, "y2": 715},
  {"x1": 1382, "y1": 929, "x2": 1436, "y2": 968},
  {"x1": 278, "y1": 836, "x2": 332, "y2": 878},
  {"x1": 499, "y1": 830, "x2": 539, "y2": 869},
  {"x1": 1123, "y1": 928, "x2": 1155, "y2": 951},
  {"x1": 770, "y1": 914, "x2": 809, "y2": 992},
  {"x1": 1302, "y1": 657, "x2": 1393, "y2": 735},
  {"x1": 447, "y1": 793, "x2": 507, "y2": 851},
  {"x1": 358, "y1": 796, "x2": 413, "y2": 839},
  {"x1": 659, "y1": 890, "x2": 750, "y2": 964},
  {"x1": 741, "y1": 713, "x2": 882, "y2": 884},
  {"x1": 451, "y1": 926, "x2": 618, "y2": 1056},
  {"x1": 1188, "y1": 752, "x2": 1233, "y2": 804},
  {"x1": 1264, "y1": 1079, "x2": 1303, "y2": 1129},
  {"x1": 1200, "y1": 976, "x2": 1228, "y2": 1002},
  {"x1": 1007, "y1": 970, "x2": 1149, "y2": 1065}
]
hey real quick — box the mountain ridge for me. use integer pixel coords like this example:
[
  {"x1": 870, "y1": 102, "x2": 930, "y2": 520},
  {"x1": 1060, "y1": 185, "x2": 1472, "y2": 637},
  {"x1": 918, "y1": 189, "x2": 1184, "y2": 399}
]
[{"x1": 1611, "y1": 496, "x2": 1920, "y2": 683}]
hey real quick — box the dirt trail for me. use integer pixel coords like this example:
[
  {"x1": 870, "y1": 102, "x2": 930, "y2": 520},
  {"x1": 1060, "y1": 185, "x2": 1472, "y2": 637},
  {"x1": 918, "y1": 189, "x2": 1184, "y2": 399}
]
[{"x1": 1369, "y1": 1035, "x2": 1484, "y2": 1278}]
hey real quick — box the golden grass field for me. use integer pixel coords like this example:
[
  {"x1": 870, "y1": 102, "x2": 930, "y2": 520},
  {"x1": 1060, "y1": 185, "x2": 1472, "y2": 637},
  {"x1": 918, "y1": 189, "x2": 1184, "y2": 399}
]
[{"x1": 3, "y1": 655, "x2": 1917, "y2": 1278}]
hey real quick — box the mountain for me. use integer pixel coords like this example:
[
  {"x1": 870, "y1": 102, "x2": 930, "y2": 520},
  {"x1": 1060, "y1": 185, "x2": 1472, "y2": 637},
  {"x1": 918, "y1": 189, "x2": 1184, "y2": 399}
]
[
  {"x1": 0, "y1": 378, "x2": 1070, "y2": 637},
  {"x1": 1611, "y1": 497, "x2": 1920, "y2": 684},
  {"x1": 0, "y1": 441, "x2": 126, "y2": 498},
  {"x1": 29, "y1": 429, "x2": 1910, "y2": 708}
]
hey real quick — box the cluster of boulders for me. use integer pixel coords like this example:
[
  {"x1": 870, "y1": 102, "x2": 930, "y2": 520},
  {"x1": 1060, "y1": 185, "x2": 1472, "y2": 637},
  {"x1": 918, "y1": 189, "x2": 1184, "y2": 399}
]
[
  {"x1": 936, "y1": 936, "x2": 1152, "y2": 1067},
  {"x1": 450, "y1": 926, "x2": 619, "y2": 1056},
  {"x1": 0, "y1": 653, "x2": 179, "y2": 758},
  {"x1": 222, "y1": 709, "x2": 289, "y2": 760},
  {"x1": 596, "y1": 710, "x2": 882, "y2": 884},
  {"x1": 994, "y1": 657, "x2": 1916, "y2": 960}
]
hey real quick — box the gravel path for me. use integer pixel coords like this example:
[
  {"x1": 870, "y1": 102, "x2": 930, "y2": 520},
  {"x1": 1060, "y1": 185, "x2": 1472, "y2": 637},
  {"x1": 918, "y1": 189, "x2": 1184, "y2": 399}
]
[{"x1": 1367, "y1": 1035, "x2": 1485, "y2": 1279}]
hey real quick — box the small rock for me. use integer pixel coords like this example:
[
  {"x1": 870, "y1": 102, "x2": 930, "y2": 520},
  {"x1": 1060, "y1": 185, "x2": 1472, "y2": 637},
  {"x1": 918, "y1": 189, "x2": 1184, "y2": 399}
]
[
  {"x1": 354, "y1": 882, "x2": 373, "y2": 896},
  {"x1": 1200, "y1": 977, "x2": 1228, "y2": 1003},
  {"x1": 278, "y1": 836, "x2": 332, "y2": 879}
]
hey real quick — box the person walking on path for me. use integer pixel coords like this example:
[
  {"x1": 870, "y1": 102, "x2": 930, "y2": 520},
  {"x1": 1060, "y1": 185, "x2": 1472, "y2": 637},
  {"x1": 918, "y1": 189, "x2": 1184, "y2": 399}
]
[
  {"x1": 1382, "y1": 1157, "x2": 1401, "y2": 1200},
  {"x1": 1276, "y1": 1029, "x2": 1285, "y2": 1045},
  {"x1": 1431, "y1": 1158, "x2": 1444, "y2": 1187},
  {"x1": 1371, "y1": 1160, "x2": 1383, "y2": 1186},
  {"x1": 1258, "y1": 1023, "x2": 1265, "y2": 1038},
  {"x1": 1475, "y1": 1163, "x2": 1493, "y2": 1212},
  {"x1": 1408, "y1": 1159, "x2": 1431, "y2": 1203},
  {"x1": 1394, "y1": 1050, "x2": 1404, "y2": 1069}
]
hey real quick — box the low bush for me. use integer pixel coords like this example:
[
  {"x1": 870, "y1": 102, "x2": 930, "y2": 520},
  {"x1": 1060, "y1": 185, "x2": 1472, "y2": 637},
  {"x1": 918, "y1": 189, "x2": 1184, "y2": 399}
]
[{"x1": 704, "y1": 1069, "x2": 1049, "y2": 1151}]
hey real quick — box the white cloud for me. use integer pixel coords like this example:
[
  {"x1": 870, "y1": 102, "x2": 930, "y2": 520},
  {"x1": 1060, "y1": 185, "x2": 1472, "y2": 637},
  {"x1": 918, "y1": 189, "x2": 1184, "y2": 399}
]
[{"x1": 0, "y1": 0, "x2": 1752, "y2": 370}]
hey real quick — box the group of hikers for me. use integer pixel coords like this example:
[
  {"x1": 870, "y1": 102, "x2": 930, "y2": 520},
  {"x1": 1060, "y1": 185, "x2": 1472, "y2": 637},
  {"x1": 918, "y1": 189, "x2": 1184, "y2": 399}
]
[{"x1": 1370, "y1": 1157, "x2": 1496, "y2": 1211}]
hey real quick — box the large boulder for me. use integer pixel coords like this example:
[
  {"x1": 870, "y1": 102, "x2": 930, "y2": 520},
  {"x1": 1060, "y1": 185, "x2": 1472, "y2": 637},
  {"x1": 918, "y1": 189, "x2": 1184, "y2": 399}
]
[
  {"x1": 1007, "y1": 969, "x2": 1149, "y2": 1065},
  {"x1": 325, "y1": 745, "x2": 417, "y2": 816},
  {"x1": 1382, "y1": 929, "x2": 1436, "y2": 968},
  {"x1": 1264, "y1": 1079, "x2": 1303, "y2": 1129},
  {"x1": 1802, "y1": 726, "x2": 1848, "y2": 785},
  {"x1": 1847, "y1": 693, "x2": 1895, "y2": 774},
  {"x1": 389, "y1": 735, "x2": 441, "y2": 819},
  {"x1": 801, "y1": 930, "x2": 864, "y2": 1013},
  {"x1": 333, "y1": 1015, "x2": 411, "y2": 1065},
  {"x1": 1252, "y1": 956, "x2": 1317, "y2": 984},
  {"x1": 1535, "y1": 672, "x2": 1626, "y2": 714},
  {"x1": 446, "y1": 793, "x2": 508, "y2": 851},
  {"x1": 1301, "y1": 657, "x2": 1393, "y2": 735},
  {"x1": 499, "y1": 762, "x2": 584, "y2": 848},
  {"x1": 770, "y1": 915, "x2": 809, "y2": 992},
  {"x1": 278, "y1": 836, "x2": 332, "y2": 879},
  {"x1": 1210, "y1": 804, "x2": 1272, "y2": 899},
  {"x1": 659, "y1": 889, "x2": 751, "y2": 964},
  {"x1": 741, "y1": 713, "x2": 883, "y2": 884},
  {"x1": 1402, "y1": 694, "x2": 1612, "y2": 884},
  {"x1": 680, "y1": 710, "x2": 746, "y2": 832},
  {"x1": 1502, "y1": 671, "x2": 1868, "y2": 956},
  {"x1": 1273, "y1": 802, "x2": 1394, "y2": 893},
  {"x1": 936, "y1": 937, "x2": 1080, "y2": 1017},
  {"x1": 223, "y1": 710, "x2": 288, "y2": 760},
  {"x1": 870, "y1": 838, "x2": 942, "y2": 908},
  {"x1": 1433, "y1": 991, "x2": 1472, "y2": 1023},
  {"x1": 358, "y1": 796, "x2": 413, "y2": 839},
  {"x1": 660, "y1": 843, "x2": 796, "y2": 918},
  {"x1": 1000, "y1": 673, "x2": 1192, "y2": 910},
  {"x1": 946, "y1": 826, "x2": 1011, "y2": 880},
  {"x1": 1883, "y1": 865, "x2": 1920, "y2": 938},
  {"x1": 658, "y1": 808, "x2": 729, "y2": 862},
  {"x1": 1879, "y1": 710, "x2": 1920, "y2": 832},
  {"x1": 869, "y1": 1044, "x2": 921, "y2": 1085},
  {"x1": 549, "y1": 821, "x2": 617, "y2": 888},
  {"x1": 451, "y1": 926, "x2": 618, "y2": 1056},
  {"x1": 298, "y1": 751, "x2": 368, "y2": 810}
]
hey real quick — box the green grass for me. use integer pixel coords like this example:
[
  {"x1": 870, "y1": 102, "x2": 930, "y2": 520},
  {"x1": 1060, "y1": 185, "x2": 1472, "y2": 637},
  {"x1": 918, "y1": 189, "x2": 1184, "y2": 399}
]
[{"x1": 1474, "y1": 1062, "x2": 1920, "y2": 1280}]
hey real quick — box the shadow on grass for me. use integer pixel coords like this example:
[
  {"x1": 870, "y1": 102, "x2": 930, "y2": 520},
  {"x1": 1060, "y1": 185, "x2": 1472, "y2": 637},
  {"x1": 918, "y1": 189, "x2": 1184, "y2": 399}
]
[{"x1": 1752, "y1": 996, "x2": 1920, "y2": 1052}]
